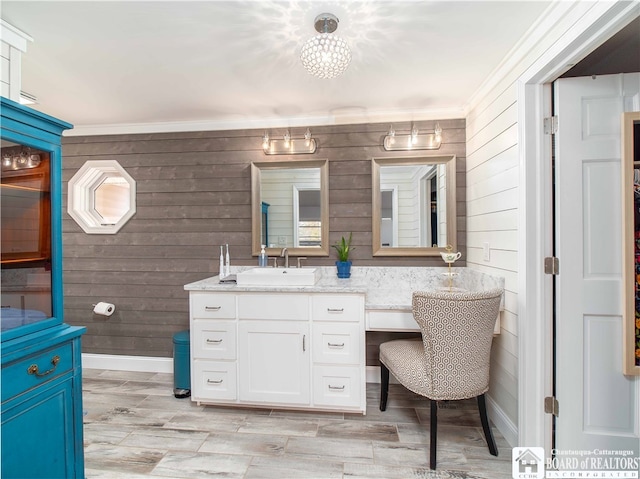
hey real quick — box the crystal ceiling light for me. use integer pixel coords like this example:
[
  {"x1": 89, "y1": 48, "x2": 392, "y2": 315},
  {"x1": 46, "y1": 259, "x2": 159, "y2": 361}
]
[{"x1": 300, "y1": 13, "x2": 351, "y2": 79}]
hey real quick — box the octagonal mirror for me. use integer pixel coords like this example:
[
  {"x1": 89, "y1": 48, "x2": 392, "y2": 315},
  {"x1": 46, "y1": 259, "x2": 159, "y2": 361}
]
[{"x1": 67, "y1": 160, "x2": 136, "y2": 234}]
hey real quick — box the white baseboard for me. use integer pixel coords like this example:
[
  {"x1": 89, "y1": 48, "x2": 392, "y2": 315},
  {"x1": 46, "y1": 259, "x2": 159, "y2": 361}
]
[
  {"x1": 486, "y1": 393, "x2": 518, "y2": 447},
  {"x1": 82, "y1": 353, "x2": 173, "y2": 374}
]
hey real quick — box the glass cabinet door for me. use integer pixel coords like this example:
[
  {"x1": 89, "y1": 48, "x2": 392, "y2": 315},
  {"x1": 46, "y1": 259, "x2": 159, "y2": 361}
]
[{"x1": 1, "y1": 141, "x2": 53, "y2": 333}]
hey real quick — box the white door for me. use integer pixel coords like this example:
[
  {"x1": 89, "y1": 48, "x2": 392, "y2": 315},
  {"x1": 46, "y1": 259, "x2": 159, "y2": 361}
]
[
  {"x1": 555, "y1": 73, "x2": 640, "y2": 453},
  {"x1": 238, "y1": 320, "x2": 310, "y2": 405}
]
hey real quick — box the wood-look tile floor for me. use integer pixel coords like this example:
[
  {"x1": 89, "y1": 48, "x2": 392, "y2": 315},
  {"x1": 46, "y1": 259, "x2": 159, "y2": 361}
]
[{"x1": 82, "y1": 369, "x2": 512, "y2": 479}]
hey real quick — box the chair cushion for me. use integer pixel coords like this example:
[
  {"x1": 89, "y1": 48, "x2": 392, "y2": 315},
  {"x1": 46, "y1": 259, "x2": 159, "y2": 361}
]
[{"x1": 379, "y1": 338, "x2": 432, "y2": 397}]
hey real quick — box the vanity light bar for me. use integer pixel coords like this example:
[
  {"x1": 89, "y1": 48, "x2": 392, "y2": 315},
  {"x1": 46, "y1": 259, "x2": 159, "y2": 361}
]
[
  {"x1": 263, "y1": 129, "x2": 317, "y2": 155},
  {"x1": 383, "y1": 123, "x2": 442, "y2": 151}
]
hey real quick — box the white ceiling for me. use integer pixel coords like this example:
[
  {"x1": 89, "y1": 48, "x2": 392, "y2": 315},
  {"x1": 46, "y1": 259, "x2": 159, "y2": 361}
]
[{"x1": 1, "y1": 1, "x2": 552, "y2": 135}]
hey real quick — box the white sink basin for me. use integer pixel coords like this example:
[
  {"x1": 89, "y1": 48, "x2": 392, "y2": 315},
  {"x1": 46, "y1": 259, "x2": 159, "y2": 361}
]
[{"x1": 236, "y1": 267, "x2": 320, "y2": 286}]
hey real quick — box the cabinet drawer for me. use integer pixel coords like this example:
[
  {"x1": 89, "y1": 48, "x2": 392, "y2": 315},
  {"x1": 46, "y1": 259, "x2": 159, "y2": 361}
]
[
  {"x1": 193, "y1": 360, "x2": 237, "y2": 401},
  {"x1": 366, "y1": 310, "x2": 418, "y2": 331},
  {"x1": 313, "y1": 365, "x2": 362, "y2": 408},
  {"x1": 312, "y1": 322, "x2": 361, "y2": 364},
  {"x1": 1, "y1": 342, "x2": 74, "y2": 402},
  {"x1": 192, "y1": 320, "x2": 236, "y2": 360},
  {"x1": 191, "y1": 293, "x2": 236, "y2": 319},
  {"x1": 312, "y1": 295, "x2": 363, "y2": 322},
  {"x1": 238, "y1": 294, "x2": 309, "y2": 320}
]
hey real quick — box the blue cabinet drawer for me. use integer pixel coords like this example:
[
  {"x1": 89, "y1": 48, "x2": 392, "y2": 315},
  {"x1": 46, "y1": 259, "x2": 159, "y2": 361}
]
[{"x1": 1, "y1": 342, "x2": 74, "y2": 402}]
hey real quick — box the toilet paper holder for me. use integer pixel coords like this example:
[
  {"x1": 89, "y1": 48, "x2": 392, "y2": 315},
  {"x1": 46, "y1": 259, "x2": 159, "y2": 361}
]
[{"x1": 92, "y1": 302, "x2": 115, "y2": 316}]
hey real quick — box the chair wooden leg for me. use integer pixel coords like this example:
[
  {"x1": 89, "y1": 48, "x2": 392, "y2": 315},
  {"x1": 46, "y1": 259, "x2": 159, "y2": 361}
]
[
  {"x1": 430, "y1": 399, "x2": 438, "y2": 469},
  {"x1": 380, "y1": 363, "x2": 389, "y2": 411},
  {"x1": 477, "y1": 394, "x2": 498, "y2": 456}
]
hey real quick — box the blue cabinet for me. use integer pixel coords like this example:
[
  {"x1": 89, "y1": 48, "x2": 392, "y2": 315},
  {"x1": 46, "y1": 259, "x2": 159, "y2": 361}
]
[{"x1": 1, "y1": 97, "x2": 86, "y2": 478}]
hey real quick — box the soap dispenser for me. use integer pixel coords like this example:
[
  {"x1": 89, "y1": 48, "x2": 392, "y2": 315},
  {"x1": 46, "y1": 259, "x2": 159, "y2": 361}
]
[{"x1": 258, "y1": 245, "x2": 268, "y2": 267}]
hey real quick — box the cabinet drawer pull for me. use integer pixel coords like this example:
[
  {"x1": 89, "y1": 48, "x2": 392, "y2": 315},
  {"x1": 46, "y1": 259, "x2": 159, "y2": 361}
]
[
  {"x1": 327, "y1": 308, "x2": 344, "y2": 313},
  {"x1": 328, "y1": 384, "x2": 345, "y2": 391},
  {"x1": 303, "y1": 335, "x2": 306, "y2": 352},
  {"x1": 206, "y1": 338, "x2": 223, "y2": 344},
  {"x1": 27, "y1": 355, "x2": 60, "y2": 378},
  {"x1": 205, "y1": 306, "x2": 222, "y2": 311},
  {"x1": 207, "y1": 379, "x2": 223, "y2": 384},
  {"x1": 328, "y1": 342, "x2": 345, "y2": 348}
]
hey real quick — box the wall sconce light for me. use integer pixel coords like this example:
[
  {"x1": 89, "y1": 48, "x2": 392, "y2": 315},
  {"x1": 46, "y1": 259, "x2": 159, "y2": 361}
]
[
  {"x1": 383, "y1": 122, "x2": 442, "y2": 151},
  {"x1": 263, "y1": 129, "x2": 317, "y2": 155}
]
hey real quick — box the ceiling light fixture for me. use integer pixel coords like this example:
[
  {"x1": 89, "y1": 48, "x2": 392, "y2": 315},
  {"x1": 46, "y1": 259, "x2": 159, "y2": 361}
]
[
  {"x1": 263, "y1": 129, "x2": 317, "y2": 155},
  {"x1": 383, "y1": 123, "x2": 443, "y2": 151},
  {"x1": 300, "y1": 13, "x2": 351, "y2": 79}
]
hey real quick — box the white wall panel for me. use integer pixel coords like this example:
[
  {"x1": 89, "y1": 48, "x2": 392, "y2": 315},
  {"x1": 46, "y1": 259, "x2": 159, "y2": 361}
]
[
  {"x1": 467, "y1": 103, "x2": 518, "y2": 156},
  {"x1": 467, "y1": 188, "x2": 518, "y2": 217},
  {"x1": 467, "y1": 83, "x2": 518, "y2": 140},
  {"x1": 466, "y1": 230, "x2": 518, "y2": 252},
  {"x1": 467, "y1": 146, "x2": 518, "y2": 187},
  {"x1": 467, "y1": 209, "x2": 518, "y2": 232},
  {"x1": 467, "y1": 124, "x2": 519, "y2": 172}
]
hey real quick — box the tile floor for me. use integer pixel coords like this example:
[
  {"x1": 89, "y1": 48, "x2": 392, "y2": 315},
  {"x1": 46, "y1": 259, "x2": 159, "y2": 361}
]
[{"x1": 82, "y1": 369, "x2": 513, "y2": 478}]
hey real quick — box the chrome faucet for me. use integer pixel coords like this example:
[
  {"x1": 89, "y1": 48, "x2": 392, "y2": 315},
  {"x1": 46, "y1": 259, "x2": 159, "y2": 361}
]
[{"x1": 280, "y1": 248, "x2": 289, "y2": 268}]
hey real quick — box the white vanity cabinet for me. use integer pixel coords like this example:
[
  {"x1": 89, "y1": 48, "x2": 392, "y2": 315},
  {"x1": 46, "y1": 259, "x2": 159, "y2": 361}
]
[
  {"x1": 237, "y1": 294, "x2": 310, "y2": 405},
  {"x1": 188, "y1": 290, "x2": 366, "y2": 413},
  {"x1": 311, "y1": 294, "x2": 364, "y2": 409},
  {"x1": 190, "y1": 293, "x2": 238, "y2": 401}
]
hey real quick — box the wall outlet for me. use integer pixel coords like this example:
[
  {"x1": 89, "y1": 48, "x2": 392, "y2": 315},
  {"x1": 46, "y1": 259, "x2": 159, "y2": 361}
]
[
  {"x1": 483, "y1": 242, "x2": 490, "y2": 261},
  {"x1": 278, "y1": 236, "x2": 287, "y2": 246}
]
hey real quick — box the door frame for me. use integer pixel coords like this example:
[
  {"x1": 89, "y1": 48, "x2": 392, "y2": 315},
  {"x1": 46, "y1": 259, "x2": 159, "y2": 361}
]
[{"x1": 517, "y1": 1, "x2": 639, "y2": 450}]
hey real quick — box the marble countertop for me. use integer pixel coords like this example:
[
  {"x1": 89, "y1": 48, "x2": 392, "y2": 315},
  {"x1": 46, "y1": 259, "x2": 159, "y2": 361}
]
[{"x1": 184, "y1": 266, "x2": 504, "y2": 311}]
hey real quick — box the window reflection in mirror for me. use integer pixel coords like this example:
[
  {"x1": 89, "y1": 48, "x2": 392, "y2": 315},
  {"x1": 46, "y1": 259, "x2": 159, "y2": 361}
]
[
  {"x1": 372, "y1": 156, "x2": 456, "y2": 257},
  {"x1": 251, "y1": 160, "x2": 329, "y2": 257},
  {"x1": 94, "y1": 176, "x2": 131, "y2": 226}
]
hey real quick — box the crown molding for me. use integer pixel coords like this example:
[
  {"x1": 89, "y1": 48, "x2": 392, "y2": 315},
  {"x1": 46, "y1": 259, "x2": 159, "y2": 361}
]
[{"x1": 64, "y1": 107, "x2": 465, "y2": 137}]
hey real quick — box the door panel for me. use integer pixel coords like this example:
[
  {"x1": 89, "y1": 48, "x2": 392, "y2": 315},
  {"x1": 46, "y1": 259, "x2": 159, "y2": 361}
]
[{"x1": 554, "y1": 73, "x2": 640, "y2": 453}]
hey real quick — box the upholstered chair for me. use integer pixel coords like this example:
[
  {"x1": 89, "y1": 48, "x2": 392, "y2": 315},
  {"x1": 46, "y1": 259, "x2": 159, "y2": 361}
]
[{"x1": 379, "y1": 288, "x2": 504, "y2": 470}]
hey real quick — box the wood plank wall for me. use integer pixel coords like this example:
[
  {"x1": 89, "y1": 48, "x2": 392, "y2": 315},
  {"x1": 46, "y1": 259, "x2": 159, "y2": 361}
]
[{"x1": 61, "y1": 120, "x2": 465, "y2": 358}]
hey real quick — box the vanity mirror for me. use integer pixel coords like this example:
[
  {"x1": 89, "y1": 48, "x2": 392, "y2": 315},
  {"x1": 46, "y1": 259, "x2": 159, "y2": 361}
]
[
  {"x1": 251, "y1": 159, "x2": 329, "y2": 257},
  {"x1": 372, "y1": 155, "x2": 456, "y2": 256}
]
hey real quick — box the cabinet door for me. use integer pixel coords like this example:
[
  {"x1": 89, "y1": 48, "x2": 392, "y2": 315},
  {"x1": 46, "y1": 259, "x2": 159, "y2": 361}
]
[
  {"x1": 238, "y1": 320, "x2": 310, "y2": 405},
  {"x1": 1, "y1": 377, "x2": 77, "y2": 479}
]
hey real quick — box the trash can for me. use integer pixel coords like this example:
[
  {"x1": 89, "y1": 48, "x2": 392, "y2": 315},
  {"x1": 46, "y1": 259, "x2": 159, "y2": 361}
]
[{"x1": 173, "y1": 330, "x2": 191, "y2": 398}]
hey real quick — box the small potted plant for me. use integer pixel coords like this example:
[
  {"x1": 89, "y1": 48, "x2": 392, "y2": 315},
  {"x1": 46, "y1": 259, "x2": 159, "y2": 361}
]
[{"x1": 333, "y1": 232, "x2": 354, "y2": 278}]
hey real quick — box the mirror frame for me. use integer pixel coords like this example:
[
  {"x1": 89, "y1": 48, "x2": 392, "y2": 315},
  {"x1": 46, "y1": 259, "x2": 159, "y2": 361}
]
[
  {"x1": 67, "y1": 160, "x2": 136, "y2": 234},
  {"x1": 251, "y1": 159, "x2": 329, "y2": 257},
  {"x1": 371, "y1": 155, "x2": 457, "y2": 256}
]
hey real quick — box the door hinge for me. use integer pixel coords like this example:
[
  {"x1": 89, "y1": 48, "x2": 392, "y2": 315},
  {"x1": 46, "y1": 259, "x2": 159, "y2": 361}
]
[
  {"x1": 544, "y1": 256, "x2": 559, "y2": 275},
  {"x1": 545, "y1": 396, "x2": 559, "y2": 416},
  {"x1": 544, "y1": 116, "x2": 558, "y2": 135}
]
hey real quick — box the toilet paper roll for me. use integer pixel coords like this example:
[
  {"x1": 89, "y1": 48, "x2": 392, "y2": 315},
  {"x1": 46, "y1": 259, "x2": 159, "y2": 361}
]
[{"x1": 93, "y1": 302, "x2": 115, "y2": 316}]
